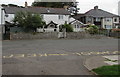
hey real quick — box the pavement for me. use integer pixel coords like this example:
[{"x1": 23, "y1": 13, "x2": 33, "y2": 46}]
[{"x1": 84, "y1": 55, "x2": 120, "y2": 71}]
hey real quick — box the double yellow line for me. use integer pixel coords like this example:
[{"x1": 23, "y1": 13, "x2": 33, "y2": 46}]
[{"x1": 2, "y1": 51, "x2": 119, "y2": 59}]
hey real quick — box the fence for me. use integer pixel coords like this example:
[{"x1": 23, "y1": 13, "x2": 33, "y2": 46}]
[{"x1": 87, "y1": 29, "x2": 120, "y2": 38}]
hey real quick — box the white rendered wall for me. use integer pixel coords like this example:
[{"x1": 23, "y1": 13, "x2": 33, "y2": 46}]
[
  {"x1": 43, "y1": 14, "x2": 70, "y2": 25},
  {"x1": 4, "y1": 14, "x2": 70, "y2": 26},
  {"x1": 5, "y1": 14, "x2": 15, "y2": 23}
]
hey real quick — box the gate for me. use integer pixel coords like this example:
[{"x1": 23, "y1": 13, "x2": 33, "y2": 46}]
[{"x1": 3, "y1": 25, "x2": 10, "y2": 40}]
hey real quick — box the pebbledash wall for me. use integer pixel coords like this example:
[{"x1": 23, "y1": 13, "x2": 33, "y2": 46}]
[{"x1": 10, "y1": 32, "x2": 106, "y2": 40}]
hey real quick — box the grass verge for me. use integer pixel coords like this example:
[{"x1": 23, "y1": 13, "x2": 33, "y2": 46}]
[{"x1": 92, "y1": 65, "x2": 120, "y2": 77}]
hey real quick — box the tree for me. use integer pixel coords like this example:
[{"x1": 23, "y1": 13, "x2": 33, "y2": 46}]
[
  {"x1": 1, "y1": 4, "x2": 24, "y2": 8},
  {"x1": 62, "y1": 23, "x2": 73, "y2": 32},
  {"x1": 32, "y1": 2, "x2": 73, "y2": 8},
  {"x1": 8, "y1": 4, "x2": 18, "y2": 7},
  {"x1": 13, "y1": 12, "x2": 46, "y2": 32}
]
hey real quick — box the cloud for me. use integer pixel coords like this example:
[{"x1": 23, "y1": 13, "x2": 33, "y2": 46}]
[{"x1": 77, "y1": 0, "x2": 119, "y2": 14}]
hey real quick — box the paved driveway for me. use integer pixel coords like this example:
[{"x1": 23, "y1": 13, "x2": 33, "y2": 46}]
[{"x1": 2, "y1": 38, "x2": 118, "y2": 75}]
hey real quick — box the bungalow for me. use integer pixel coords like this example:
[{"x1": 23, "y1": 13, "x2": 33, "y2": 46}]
[
  {"x1": 69, "y1": 19, "x2": 85, "y2": 32},
  {"x1": 73, "y1": 6, "x2": 120, "y2": 29}
]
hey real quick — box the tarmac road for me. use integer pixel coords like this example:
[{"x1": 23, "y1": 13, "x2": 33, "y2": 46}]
[{"x1": 2, "y1": 38, "x2": 118, "y2": 75}]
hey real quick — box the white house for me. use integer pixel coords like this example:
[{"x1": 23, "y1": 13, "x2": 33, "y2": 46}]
[
  {"x1": 0, "y1": 4, "x2": 85, "y2": 33},
  {"x1": 0, "y1": 6, "x2": 72, "y2": 32}
]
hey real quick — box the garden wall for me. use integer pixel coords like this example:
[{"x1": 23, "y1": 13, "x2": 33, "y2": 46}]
[
  {"x1": 10, "y1": 32, "x2": 107, "y2": 40},
  {"x1": 10, "y1": 32, "x2": 58, "y2": 40}
]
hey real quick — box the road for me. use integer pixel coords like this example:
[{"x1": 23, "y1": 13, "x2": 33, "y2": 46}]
[{"x1": 2, "y1": 38, "x2": 118, "y2": 75}]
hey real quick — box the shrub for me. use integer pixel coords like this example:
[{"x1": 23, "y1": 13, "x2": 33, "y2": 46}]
[
  {"x1": 62, "y1": 23, "x2": 73, "y2": 32},
  {"x1": 86, "y1": 25, "x2": 99, "y2": 34}
]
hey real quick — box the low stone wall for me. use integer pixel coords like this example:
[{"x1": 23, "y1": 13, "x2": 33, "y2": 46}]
[
  {"x1": 10, "y1": 32, "x2": 107, "y2": 40},
  {"x1": 10, "y1": 32, "x2": 58, "y2": 40},
  {"x1": 66, "y1": 32, "x2": 90, "y2": 39},
  {"x1": 66, "y1": 32, "x2": 105, "y2": 39}
]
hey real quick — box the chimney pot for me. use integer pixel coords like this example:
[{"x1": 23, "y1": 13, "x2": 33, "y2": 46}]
[
  {"x1": 25, "y1": 1, "x2": 28, "y2": 8},
  {"x1": 94, "y1": 6, "x2": 98, "y2": 10}
]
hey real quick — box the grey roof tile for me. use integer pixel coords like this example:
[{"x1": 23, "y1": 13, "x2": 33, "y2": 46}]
[
  {"x1": 4, "y1": 7, "x2": 71, "y2": 15},
  {"x1": 85, "y1": 9, "x2": 118, "y2": 17}
]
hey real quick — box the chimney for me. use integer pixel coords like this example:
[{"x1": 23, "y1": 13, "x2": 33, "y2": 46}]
[
  {"x1": 94, "y1": 6, "x2": 98, "y2": 10},
  {"x1": 63, "y1": 5, "x2": 69, "y2": 10},
  {"x1": 25, "y1": 1, "x2": 28, "y2": 8}
]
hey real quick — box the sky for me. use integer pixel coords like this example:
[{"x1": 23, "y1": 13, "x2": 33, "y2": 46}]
[{"x1": 0, "y1": 0, "x2": 120, "y2": 15}]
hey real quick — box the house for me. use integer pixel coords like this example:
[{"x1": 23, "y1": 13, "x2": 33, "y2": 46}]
[
  {"x1": 0, "y1": 5, "x2": 74, "y2": 33},
  {"x1": 73, "y1": 6, "x2": 120, "y2": 29},
  {"x1": 69, "y1": 19, "x2": 85, "y2": 32}
]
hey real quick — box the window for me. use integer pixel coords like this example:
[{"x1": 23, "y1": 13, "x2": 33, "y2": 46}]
[
  {"x1": 114, "y1": 18, "x2": 117, "y2": 22},
  {"x1": 105, "y1": 25, "x2": 112, "y2": 29},
  {"x1": 88, "y1": 18, "x2": 91, "y2": 22},
  {"x1": 75, "y1": 24, "x2": 79, "y2": 28},
  {"x1": 105, "y1": 18, "x2": 111, "y2": 22},
  {"x1": 95, "y1": 17, "x2": 101, "y2": 21},
  {"x1": 58, "y1": 15, "x2": 63, "y2": 20}
]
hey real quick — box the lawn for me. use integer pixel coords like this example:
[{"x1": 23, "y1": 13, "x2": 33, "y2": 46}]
[{"x1": 92, "y1": 65, "x2": 120, "y2": 77}]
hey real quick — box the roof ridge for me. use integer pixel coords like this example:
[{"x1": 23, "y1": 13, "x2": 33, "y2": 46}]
[{"x1": 30, "y1": 6, "x2": 65, "y2": 9}]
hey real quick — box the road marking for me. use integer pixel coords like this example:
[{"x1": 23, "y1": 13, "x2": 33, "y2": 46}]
[
  {"x1": 75, "y1": 53, "x2": 81, "y2": 56},
  {"x1": 59, "y1": 54, "x2": 68, "y2": 56},
  {"x1": 112, "y1": 51, "x2": 119, "y2": 54},
  {"x1": 2, "y1": 51, "x2": 119, "y2": 59},
  {"x1": 48, "y1": 54, "x2": 60, "y2": 56},
  {"x1": 27, "y1": 54, "x2": 37, "y2": 57},
  {"x1": 3, "y1": 54, "x2": 13, "y2": 58},
  {"x1": 14, "y1": 54, "x2": 25, "y2": 58},
  {"x1": 38, "y1": 53, "x2": 47, "y2": 57}
]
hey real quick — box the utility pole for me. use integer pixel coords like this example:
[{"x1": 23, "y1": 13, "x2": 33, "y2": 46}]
[{"x1": 0, "y1": 5, "x2": 2, "y2": 40}]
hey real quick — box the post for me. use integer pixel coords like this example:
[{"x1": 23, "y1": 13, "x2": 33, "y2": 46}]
[{"x1": 0, "y1": 4, "x2": 2, "y2": 77}]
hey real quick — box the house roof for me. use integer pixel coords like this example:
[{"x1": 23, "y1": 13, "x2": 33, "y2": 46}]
[
  {"x1": 69, "y1": 19, "x2": 84, "y2": 25},
  {"x1": 45, "y1": 21, "x2": 58, "y2": 28},
  {"x1": 72, "y1": 14, "x2": 85, "y2": 20},
  {"x1": 3, "y1": 7, "x2": 71, "y2": 15},
  {"x1": 84, "y1": 6, "x2": 119, "y2": 17},
  {"x1": 73, "y1": 6, "x2": 119, "y2": 18}
]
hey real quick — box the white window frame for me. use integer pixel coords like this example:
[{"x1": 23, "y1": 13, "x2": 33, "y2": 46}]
[{"x1": 58, "y1": 15, "x2": 64, "y2": 20}]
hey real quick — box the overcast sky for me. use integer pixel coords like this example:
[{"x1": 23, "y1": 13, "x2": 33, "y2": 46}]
[{"x1": 0, "y1": 0, "x2": 119, "y2": 15}]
